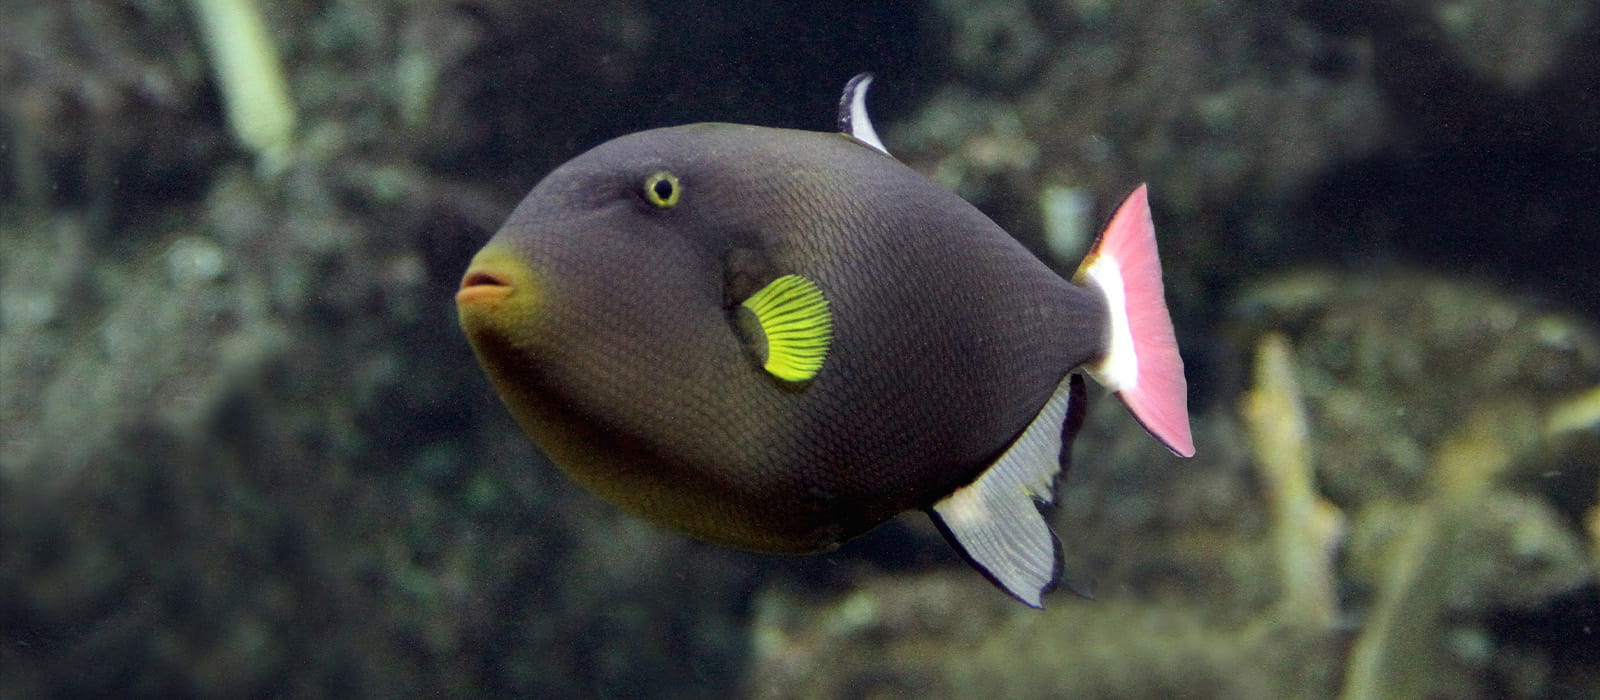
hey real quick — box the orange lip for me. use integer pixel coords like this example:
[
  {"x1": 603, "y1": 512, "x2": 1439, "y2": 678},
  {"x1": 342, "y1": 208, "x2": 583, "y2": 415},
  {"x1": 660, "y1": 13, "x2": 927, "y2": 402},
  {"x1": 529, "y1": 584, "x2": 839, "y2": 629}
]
[{"x1": 457, "y1": 267, "x2": 514, "y2": 305}]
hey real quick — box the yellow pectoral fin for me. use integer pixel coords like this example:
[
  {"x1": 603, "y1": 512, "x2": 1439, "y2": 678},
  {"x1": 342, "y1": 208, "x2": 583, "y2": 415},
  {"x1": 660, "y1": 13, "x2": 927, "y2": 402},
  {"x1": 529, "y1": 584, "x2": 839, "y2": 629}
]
[{"x1": 739, "y1": 274, "x2": 833, "y2": 383}]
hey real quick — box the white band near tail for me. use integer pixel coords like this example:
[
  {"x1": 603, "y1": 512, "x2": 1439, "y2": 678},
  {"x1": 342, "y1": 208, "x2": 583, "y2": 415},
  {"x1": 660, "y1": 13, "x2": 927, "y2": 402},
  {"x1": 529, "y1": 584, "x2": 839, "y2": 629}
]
[{"x1": 1082, "y1": 256, "x2": 1138, "y2": 392}]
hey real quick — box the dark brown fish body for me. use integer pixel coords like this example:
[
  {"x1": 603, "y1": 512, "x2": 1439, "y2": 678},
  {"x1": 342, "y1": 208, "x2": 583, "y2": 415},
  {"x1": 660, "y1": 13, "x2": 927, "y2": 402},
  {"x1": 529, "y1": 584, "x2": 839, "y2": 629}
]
[
  {"x1": 459, "y1": 75, "x2": 1192, "y2": 606},
  {"x1": 475, "y1": 124, "x2": 1106, "y2": 552}
]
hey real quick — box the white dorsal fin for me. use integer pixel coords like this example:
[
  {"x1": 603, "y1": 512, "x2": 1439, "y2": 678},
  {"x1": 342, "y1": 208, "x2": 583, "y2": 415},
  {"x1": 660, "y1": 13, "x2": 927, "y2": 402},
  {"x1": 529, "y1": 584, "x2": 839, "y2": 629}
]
[
  {"x1": 929, "y1": 374, "x2": 1087, "y2": 607},
  {"x1": 837, "y1": 73, "x2": 889, "y2": 155}
]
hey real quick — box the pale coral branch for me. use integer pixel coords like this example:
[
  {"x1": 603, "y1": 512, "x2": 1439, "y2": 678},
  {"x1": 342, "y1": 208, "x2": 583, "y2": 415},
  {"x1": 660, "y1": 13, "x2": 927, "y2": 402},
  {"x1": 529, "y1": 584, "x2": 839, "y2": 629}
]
[
  {"x1": 186, "y1": 0, "x2": 298, "y2": 176},
  {"x1": 1241, "y1": 332, "x2": 1343, "y2": 630}
]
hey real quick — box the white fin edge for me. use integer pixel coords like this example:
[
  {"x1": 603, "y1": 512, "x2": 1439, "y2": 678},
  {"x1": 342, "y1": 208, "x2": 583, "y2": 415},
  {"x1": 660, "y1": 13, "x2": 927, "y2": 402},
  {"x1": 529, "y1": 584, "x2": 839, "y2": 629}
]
[
  {"x1": 930, "y1": 373, "x2": 1082, "y2": 608},
  {"x1": 838, "y1": 73, "x2": 889, "y2": 155}
]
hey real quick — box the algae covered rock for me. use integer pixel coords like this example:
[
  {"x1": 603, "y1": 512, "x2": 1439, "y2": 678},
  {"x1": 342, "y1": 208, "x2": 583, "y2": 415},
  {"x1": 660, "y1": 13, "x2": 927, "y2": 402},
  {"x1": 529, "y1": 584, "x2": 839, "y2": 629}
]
[
  {"x1": 1230, "y1": 270, "x2": 1600, "y2": 505},
  {"x1": 747, "y1": 573, "x2": 1332, "y2": 699},
  {"x1": 1231, "y1": 270, "x2": 1599, "y2": 700}
]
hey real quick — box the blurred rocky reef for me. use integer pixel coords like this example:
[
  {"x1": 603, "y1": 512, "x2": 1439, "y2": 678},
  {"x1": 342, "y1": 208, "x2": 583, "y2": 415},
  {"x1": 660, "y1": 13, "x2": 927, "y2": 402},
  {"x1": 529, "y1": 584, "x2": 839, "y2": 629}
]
[{"x1": 3, "y1": 0, "x2": 1597, "y2": 698}]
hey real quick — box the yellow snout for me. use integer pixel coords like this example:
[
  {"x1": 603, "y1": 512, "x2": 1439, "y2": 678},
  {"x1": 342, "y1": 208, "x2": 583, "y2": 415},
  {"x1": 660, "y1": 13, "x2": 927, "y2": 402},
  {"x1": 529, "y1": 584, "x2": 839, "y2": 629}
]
[{"x1": 457, "y1": 244, "x2": 541, "y2": 342}]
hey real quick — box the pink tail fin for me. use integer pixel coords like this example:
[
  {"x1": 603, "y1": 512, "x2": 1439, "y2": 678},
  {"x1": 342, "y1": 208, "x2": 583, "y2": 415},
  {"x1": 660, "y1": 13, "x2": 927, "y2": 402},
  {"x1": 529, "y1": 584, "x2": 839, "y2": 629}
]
[{"x1": 1074, "y1": 184, "x2": 1195, "y2": 457}]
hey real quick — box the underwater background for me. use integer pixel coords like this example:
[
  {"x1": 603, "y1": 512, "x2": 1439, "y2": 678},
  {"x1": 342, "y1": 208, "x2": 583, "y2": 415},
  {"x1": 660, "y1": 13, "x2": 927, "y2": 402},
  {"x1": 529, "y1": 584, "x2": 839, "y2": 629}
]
[{"x1": 3, "y1": 1, "x2": 1598, "y2": 697}]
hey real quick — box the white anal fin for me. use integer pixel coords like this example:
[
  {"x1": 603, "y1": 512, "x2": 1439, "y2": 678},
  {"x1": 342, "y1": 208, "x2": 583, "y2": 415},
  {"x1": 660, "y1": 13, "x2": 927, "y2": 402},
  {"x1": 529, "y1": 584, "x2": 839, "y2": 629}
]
[
  {"x1": 930, "y1": 374, "x2": 1087, "y2": 608},
  {"x1": 837, "y1": 73, "x2": 889, "y2": 155}
]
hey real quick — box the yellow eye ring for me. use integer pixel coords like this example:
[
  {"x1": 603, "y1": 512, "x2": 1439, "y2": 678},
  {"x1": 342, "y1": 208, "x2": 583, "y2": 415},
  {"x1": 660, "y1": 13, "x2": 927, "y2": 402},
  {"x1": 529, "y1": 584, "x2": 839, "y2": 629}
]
[{"x1": 643, "y1": 171, "x2": 680, "y2": 208}]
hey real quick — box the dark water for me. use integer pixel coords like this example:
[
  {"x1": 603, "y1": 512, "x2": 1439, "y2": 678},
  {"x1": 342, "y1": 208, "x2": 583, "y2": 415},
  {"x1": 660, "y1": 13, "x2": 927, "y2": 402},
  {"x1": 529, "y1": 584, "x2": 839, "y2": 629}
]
[{"x1": 3, "y1": 1, "x2": 1597, "y2": 697}]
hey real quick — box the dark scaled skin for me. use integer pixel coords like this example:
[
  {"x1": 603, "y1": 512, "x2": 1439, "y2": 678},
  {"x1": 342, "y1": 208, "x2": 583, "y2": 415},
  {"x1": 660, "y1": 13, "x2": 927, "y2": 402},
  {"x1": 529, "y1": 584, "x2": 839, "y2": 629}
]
[{"x1": 458, "y1": 123, "x2": 1108, "y2": 553}]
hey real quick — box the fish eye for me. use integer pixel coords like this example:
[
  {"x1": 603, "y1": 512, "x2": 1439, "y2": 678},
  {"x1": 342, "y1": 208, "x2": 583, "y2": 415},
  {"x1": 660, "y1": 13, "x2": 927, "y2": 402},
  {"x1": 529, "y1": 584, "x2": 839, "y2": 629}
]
[{"x1": 642, "y1": 171, "x2": 681, "y2": 208}]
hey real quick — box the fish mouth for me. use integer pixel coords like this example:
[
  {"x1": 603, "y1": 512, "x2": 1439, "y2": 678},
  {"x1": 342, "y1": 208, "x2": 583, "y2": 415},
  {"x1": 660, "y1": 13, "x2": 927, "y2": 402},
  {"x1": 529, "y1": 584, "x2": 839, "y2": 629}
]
[
  {"x1": 456, "y1": 245, "x2": 527, "y2": 307},
  {"x1": 457, "y1": 243, "x2": 544, "y2": 349},
  {"x1": 457, "y1": 267, "x2": 514, "y2": 305},
  {"x1": 457, "y1": 243, "x2": 547, "y2": 369}
]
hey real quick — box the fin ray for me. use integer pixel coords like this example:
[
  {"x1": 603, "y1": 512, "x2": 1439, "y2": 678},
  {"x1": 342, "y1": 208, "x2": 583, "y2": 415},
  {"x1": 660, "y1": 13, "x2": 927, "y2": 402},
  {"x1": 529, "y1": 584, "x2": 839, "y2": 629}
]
[{"x1": 740, "y1": 274, "x2": 833, "y2": 383}]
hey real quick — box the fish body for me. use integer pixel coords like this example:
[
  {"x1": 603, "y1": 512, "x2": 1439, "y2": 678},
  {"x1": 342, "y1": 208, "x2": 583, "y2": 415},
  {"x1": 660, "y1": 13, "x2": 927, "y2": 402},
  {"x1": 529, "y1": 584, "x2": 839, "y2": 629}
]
[{"x1": 458, "y1": 75, "x2": 1193, "y2": 606}]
